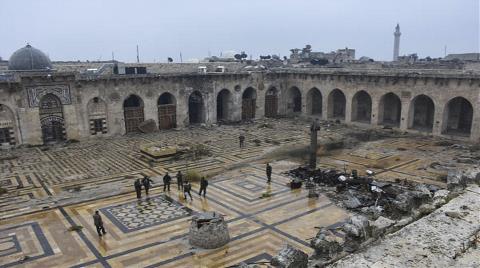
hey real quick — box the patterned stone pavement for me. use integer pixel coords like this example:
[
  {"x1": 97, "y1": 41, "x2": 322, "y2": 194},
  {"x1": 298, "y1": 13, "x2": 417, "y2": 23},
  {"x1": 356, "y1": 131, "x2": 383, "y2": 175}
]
[{"x1": 0, "y1": 119, "x2": 464, "y2": 267}]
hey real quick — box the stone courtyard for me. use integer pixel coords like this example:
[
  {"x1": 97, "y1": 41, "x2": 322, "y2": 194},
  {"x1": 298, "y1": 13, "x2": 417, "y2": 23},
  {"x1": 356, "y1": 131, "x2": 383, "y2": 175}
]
[{"x1": 1, "y1": 118, "x2": 479, "y2": 267}]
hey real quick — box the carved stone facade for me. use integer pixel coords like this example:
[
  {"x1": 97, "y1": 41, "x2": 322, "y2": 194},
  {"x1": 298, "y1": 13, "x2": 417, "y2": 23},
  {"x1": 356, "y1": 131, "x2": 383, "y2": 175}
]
[{"x1": 0, "y1": 69, "x2": 480, "y2": 146}]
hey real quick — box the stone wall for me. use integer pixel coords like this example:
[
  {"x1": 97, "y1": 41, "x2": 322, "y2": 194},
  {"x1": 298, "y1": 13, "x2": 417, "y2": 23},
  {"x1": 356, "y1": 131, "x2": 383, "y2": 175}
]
[{"x1": 1, "y1": 68, "x2": 480, "y2": 145}]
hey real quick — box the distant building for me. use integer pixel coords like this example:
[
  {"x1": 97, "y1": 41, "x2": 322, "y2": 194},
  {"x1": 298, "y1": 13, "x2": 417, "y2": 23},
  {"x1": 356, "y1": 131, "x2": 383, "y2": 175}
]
[
  {"x1": 289, "y1": 45, "x2": 355, "y2": 63},
  {"x1": 445, "y1": 53, "x2": 480, "y2": 61},
  {"x1": 397, "y1": 53, "x2": 418, "y2": 64}
]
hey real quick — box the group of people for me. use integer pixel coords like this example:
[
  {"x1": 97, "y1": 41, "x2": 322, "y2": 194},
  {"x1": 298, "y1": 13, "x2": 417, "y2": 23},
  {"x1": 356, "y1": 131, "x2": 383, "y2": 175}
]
[
  {"x1": 93, "y1": 163, "x2": 273, "y2": 237},
  {"x1": 133, "y1": 171, "x2": 210, "y2": 201}
]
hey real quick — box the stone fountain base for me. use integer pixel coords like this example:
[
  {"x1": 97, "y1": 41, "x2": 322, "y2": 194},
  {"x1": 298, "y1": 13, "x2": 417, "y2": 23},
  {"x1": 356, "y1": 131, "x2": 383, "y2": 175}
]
[{"x1": 189, "y1": 212, "x2": 230, "y2": 249}]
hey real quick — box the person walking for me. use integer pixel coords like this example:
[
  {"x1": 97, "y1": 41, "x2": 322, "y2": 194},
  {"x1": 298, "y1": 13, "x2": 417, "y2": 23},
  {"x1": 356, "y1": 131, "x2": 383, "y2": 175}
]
[
  {"x1": 93, "y1": 211, "x2": 106, "y2": 237},
  {"x1": 183, "y1": 181, "x2": 193, "y2": 201},
  {"x1": 198, "y1": 177, "x2": 208, "y2": 197},
  {"x1": 266, "y1": 163, "x2": 272, "y2": 183},
  {"x1": 176, "y1": 171, "x2": 183, "y2": 191},
  {"x1": 239, "y1": 135, "x2": 245, "y2": 148},
  {"x1": 142, "y1": 176, "x2": 154, "y2": 196},
  {"x1": 134, "y1": 178, "x2": 142, "y2": 199},
  {"x1": 163, "y1": 172, "x2": 171, "y2": 192}
]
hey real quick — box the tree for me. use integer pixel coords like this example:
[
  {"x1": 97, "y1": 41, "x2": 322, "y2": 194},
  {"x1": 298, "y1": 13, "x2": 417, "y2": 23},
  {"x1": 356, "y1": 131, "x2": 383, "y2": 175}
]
[{"x1": 167, "y1": 57, "x2": 173, "y2": 63}]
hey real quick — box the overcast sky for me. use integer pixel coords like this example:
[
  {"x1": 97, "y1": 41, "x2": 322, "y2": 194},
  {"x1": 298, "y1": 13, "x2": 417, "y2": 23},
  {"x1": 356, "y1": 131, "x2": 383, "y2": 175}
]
[{"x1": 0, "y1": 0, "x2": 478, "y2": 62}]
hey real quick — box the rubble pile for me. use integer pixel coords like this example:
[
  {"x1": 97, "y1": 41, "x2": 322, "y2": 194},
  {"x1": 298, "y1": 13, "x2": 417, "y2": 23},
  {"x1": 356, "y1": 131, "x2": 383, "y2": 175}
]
[
  {"x1": 270, "y1": 244, "x2": 308, "y2": 268},
  {"x1": 288, "y1": 165, "x2": 480, "y2": 266}
]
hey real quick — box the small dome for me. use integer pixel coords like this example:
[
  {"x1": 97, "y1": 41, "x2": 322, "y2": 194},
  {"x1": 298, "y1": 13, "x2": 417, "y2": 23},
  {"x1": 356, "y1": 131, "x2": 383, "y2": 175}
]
[{"x1": 8, "y1": 44, "x2": 52, "y2": 71}]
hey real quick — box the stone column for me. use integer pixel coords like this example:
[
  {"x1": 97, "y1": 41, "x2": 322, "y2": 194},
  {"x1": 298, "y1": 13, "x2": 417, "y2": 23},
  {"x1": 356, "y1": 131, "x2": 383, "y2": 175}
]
[
  {"x1": 344, "y1": 95, "x2": 353, "y2": 123},
  {"x1": 399, "y1": 99, "x2": 411, "y2": 131}
]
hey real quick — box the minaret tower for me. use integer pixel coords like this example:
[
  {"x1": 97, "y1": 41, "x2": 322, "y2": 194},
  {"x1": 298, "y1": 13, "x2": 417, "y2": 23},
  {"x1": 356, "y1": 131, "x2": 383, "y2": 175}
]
[{"x1": 393, "y1": 23, "x2": 401, "y2": 61}]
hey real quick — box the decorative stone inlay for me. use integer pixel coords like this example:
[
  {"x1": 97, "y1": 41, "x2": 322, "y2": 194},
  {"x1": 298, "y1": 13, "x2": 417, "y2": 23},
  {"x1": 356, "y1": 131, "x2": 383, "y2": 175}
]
[
  {"x1": 27, "y1": 85, "x2": 72, "y2": 107},
  {"x1": 189, "y1": 211, "x2": 230, "y2": 249}
]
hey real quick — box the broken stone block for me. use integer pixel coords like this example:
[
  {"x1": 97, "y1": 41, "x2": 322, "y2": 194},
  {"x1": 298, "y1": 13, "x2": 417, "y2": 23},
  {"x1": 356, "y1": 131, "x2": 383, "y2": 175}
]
[
  {"x1": 343, "y1": 215, "x2": 370, "y2": 239},
  {"x1": 417, "y1": 203, "x2": 435, "y2": 215},
  {"x1": 433, "y1": 189, "x2": 450, "y2": 207},
  {"x1": 447, "y1": 170, "x2": 467, "y2": 191},
  {"x1": 343, "y1": 195, "x2": 362, "y2": 209},
  {"x1": 138, "y1": 119, "x2": 157, "y2": 133},
  {"x1": 370, "y1": 216, "x2": 395, "y2": 238},
  {"x1": 310, "y1": 228, "x2": 342, "y2": 257},
  {"x1": 394, "y1": 216, "x2": 413, "y2": 228},
  {"x1": 392, "y1": 192, "x2": 414, "y2": 212},
  {"x1": 412, "y1": 184, "x2": 432, "y2": 202},
  {"x1": 270, "y1": 244, "x2": 308, "y2": 268}
]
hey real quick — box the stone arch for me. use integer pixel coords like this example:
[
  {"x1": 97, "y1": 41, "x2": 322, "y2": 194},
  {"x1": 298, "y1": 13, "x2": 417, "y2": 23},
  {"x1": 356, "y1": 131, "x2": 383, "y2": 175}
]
[
  {"x1": 378, "y1": 92, "x2": 402, "y2": 127},
  {"x1": 442, "y1": 97, "x2": 473, "y2": 136},
  {"x1": 242, "y1": 87, "x2": 257, "y2": 120},
  {"x1": 158, "y1": 92, "x2": 177, "y2": 130},
  {"x1": 265, "y1": 87, "x2": 279, "y2": 118},
  {"x1": 87, "y1": 97, "x2": 108, "y2": 135},
  {"x1": 123, "y1": 94, "x2": 145, "y2": 133},
  {"x1": 39, "y1": 93, "x2": 66, "y2": 143},
  {"x1": 286, "y1": 86, "x2": 302, "y2": 115},
  {"x1": 327, "y1": 89, "x2": 346, "y2": 119},
  {"x1": 409, "y1": 94, "x2": 435, "y2": 132},
  {"x1": 188, "y1": 91, "x2": 205, "y2": 124},
  {"x1": 217, "y1": 89, "x2": 233, "y2": 122},
  {"x1": 0, "y1": 104, "x2": 17, "y2": 145},
  {"x1": 306, "y1": 88, "x2": 322, "y2": 116},
  {"x1": 351, "y1": 90, "x2": 372, "y2": 123}
]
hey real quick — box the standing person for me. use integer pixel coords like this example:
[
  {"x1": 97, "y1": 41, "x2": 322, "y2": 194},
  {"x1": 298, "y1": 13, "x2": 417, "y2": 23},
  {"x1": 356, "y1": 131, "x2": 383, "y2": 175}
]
[
  {"x1": 266, "y1": 163, "x2": 272, "y2": 183},
  {"x1": 183, "y1": 181, "x2": 193, "y2": 201},
  {"x1": 163, "y1": 172, "x2": 171, "y2": 192},
  {"x1": 199, "y1": 177, "x2": 209, "y2": 197},
  {"x1": 142, "y1": 176, "x2": 154, "y2": 196},
  {"x1": 93, "y1": 211, "x2": 106, "y2": 237},
  {"x1": 134, "y1": 178, "x2": 142, "y2": 199},
  {"x1": 239, "y1": 135, "x2": 245, "y2": 148},
  {"x1": 176, "y1": 171, "x2": 183, "y2": 191}
]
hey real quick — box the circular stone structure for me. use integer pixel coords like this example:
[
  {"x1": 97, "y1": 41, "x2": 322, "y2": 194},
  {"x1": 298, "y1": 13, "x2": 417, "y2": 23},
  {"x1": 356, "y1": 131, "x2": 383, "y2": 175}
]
[
  {"x1": 8, "y1": 44, "x2": 52, "y2": 71},
  {"x1": 189, "y1": 212, "x2": 230, "y2": 249}
]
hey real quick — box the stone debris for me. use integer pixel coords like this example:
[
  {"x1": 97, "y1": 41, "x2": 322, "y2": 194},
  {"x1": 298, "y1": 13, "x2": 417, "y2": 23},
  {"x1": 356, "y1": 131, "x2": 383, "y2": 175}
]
[
  {"x1": 329, "y1": 185, "x2": 480, "y2": 268},
  {"x1": 310, "y1": 228, "x2": 342, "y2": 258},
  {"x1": 369, "y1": 216, "x2": 395, "y2": 238},
  {"x1": 270, "y1": 244, "x2": 308, "y2": 268},
  {"x1": 138, "y1": 119, "x2": 158, "y2": 133}
]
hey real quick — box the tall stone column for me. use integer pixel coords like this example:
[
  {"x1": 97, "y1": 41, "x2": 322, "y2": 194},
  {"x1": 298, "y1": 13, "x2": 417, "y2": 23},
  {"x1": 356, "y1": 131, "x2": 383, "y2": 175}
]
[{"x1": 393, "y1": 24, "x2": 401, "y2": 61}]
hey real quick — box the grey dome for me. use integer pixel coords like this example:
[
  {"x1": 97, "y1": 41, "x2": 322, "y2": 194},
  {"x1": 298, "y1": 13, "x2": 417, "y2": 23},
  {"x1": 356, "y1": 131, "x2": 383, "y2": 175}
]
[{"x1": 8, "y1": 44, "x2": 52, "y2": 71}]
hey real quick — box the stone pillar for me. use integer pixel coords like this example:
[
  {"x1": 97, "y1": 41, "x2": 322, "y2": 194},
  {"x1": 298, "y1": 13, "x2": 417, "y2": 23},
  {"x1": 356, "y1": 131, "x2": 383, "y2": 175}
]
[
  {"x1": 63, "y1": 105, "x2": 81, "y2": 140},
  {"x1": 399, "y1": 99, "x2": 411, "y2": 131},
  {"x1": 432, "y1": 104, "x2": 443, "y2": 136},
  {"x1": 370, "y1": 96, "x2": 380, "y2": 126},
  {"x1": 18, "y1": 108, "x2": 42, "y2": 145},
  {"x1": 344, "y1": 95, "x2": 353, "y2": 123},
  {"x1": 143, "y1": 97, "x2": 158, "y2": 129}
]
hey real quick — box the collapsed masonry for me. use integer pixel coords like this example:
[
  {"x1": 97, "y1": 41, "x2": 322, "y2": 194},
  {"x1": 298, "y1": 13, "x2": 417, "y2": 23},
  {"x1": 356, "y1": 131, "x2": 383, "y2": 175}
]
[{"x1": 286, "y1": 166, "x2": 480, "y2": 267}]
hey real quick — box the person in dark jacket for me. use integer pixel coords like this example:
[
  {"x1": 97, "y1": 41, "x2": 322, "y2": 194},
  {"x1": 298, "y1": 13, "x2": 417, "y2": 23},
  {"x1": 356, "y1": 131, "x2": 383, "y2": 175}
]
[
  {"x1": 93, "y1": 211, "x2": 106, "y2": 237},
  {"x1": 239, "y1": 135, "x2": 245, "y2": 148},
  {"x1": 266, "y1": 163, "x2": 272, "y2": 183},
  {"x1": 142, "y1": 176, "x2": 154, "y2": 195},
  {"x1": 183, "y1": 181, "x2": 193, "y2": 201},
  {"x1": 176, "y1": 171, "x2": 183, "y2": 190},
  {"x1": 134, "y1": 178, "x2": 142, "y2": 199},
  {"x1": 199, "y1": 177, "x2": 208, "y2": 197},
  {"x1": 163, "y1": 172, "x2": 171, "y2": 192}
]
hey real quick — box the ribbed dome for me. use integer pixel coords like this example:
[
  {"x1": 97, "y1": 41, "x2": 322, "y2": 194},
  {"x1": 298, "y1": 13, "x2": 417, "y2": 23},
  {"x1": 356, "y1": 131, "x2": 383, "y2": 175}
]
[{"x1": 8, "y1": 44, "x2": 52, "y2": 71}]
